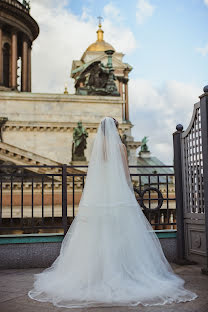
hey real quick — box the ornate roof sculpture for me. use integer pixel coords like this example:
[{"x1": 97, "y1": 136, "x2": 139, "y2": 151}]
[
  {"x1": 71, "y1": 20, "x2": 132, "y2": 100},
  {"x1": 73, "y1": 50, "x2": 120, "y2": 96}
]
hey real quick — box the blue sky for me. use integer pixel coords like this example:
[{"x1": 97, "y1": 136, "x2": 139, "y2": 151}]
[
  {"x1": 67, "y1": 0, "x2": 207, "y2": 87},
  {"x1": 31, "y1": 0, "x2": 208, "y2": 164}
]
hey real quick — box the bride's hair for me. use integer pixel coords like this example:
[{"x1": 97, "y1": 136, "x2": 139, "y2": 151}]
[
  {"x1": 101, "y1": 117, "x2": 118, "y2": 135},
  {"x1": 112, "y1": 118, "x2": 119, "y2": 128}
]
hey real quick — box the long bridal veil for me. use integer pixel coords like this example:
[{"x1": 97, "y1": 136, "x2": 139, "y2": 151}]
[{"x1": 28, "y1": 117, "x2": 198, "y2": 308}]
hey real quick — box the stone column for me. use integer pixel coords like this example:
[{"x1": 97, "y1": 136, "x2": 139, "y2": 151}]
[
  {"x1": 124, "y1": 81, "x2": 129, "y2": 121},
  {"x1": 11, "y1": 29, "x2": 18, "y2": 90},
  {"x1": 119, "y1": 80, "x2": 123, "y2": 97},
  {"x1": 27, "y1": 44, "x2": 31, "y2": 92},
  {"x1": 117, "y1": 78, "x2": 125, "y2": 120},
  {"x1": 21, "y1": 36, "x2": 28, "y2": 92},
  {"x1": 0, "y1": 25, "x2": 3, "y2": 85},
  {"x1": 124, "y1": 69, "x2": 130, "y2": 121}
]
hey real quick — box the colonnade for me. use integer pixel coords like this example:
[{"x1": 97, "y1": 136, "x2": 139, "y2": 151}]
[{"x1": 0, "y1": 25, "x2": 31, "y2": 92}]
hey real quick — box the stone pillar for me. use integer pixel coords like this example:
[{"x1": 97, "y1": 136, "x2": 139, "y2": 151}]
[
  {"x1": 0, "y1": 25, "x2": 3, "y2": 85},
  {"x1": 124, "y1": 81, "x2": 129, "y2": 121},
  {"x1": 11, "y1": 30, "x2": 18, "y2": 90},
  {"x1": 124, "y1": 69, "x2": 130, "y2": 121},
  {"x1": 117, "y1": 78, "x2": 125, "y2": 120},
  {"x1": 119, "y1": 80, "x2": 123, "y2": 97},
  {"x1": 27, "y1": 44, "x2": 31, "y2": 92},
  {"x1": 21, "y1": 37, "x2": 28, "y2": 92}
]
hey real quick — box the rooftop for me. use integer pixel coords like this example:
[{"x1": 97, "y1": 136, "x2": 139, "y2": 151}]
[{"x1": 136, "y1": 151, "x2": 174, "y2": 185}]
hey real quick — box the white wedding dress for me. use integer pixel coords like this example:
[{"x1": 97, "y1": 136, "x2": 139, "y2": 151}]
[{"x1": 28, "y1": 117, "x2": 198, "y2": 308}]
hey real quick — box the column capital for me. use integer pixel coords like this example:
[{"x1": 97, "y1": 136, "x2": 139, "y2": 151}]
[
  {"x1": 124, "y1": 68, "x2": 131, "y2": 76},
  {"x1": 28, "y1": 41, "x2": 32, "y2": 49},
  {"x1": 22, "y1": 33, "x2": 30, "y2": 44},
  {"x1": 10, "y1": 27, "x2": 18, "y2": 35},
  {"x1": 117, "y1": 76, "x2": 128, "y2": 84},
  {"x1": 22, "y1": 36, "x2": 32, "y2": 49},
  {"x1": 117, "y1": 76, "x2": 123, "y2": 82}
]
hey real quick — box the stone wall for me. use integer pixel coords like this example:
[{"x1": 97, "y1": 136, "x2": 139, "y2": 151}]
[
  {"x1": 0, "y1": 92, "x2": 132, "y2": 163},
  {"x1": 0, "y1": 232, "x2": 177, "y2": 269}
]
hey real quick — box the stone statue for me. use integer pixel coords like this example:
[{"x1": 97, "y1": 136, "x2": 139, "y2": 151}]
[
  {"x1": 141, "y1": 136, "x2": 149, "y2": 152},
  {"x1": 74, "y1": 50, "x2": 119, "y2": 96},
  {"x1": 0, "y1": 160, "x2": 18, "y2": 177},
  {"x1": 121, "y1": 134, "x2": 130, "y2": 157},
  {"x1": 22, "y1": 0, "x2": 30, "y2": 11},
  {"x1": 72, "y1": 122, "x2": 88, "y2": 161},
  {"x1": 0, "y1": 117, "x2": 8, "y2": 142}
]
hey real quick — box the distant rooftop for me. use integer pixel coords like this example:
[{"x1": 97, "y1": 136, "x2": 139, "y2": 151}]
[{"x1": 136, "y1": 151, "x2": 174, "y2": 185}]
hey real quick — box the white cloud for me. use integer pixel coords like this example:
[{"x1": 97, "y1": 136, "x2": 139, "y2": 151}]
[
  {"x1": 29, "y1": 2, "x2": 201, "y2": 166},
  {"x1": 196, "y1": 43, "x2": 208, "y2": 56},
  {"x1": 103, "y1": 3, "x2": 124, "y2": 22},
  {"x1": 129, "y1": 79, "x2": 201, "y2": 164},
  {"x1": 102, "y1": 20, "x2": 137, "y2": 54},
  {"x1": 204, "y1": 0, "x2": 208, "y2": 6},
  {"x1": 136, "y1": 0, "x2": 155, "y2": 24},
  {"x1": 30, "y1": 1, "x2": 136, "y2": 93}
]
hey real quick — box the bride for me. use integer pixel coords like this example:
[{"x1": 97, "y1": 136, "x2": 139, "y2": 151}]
[{"x1": 28, "y1": 116, "x2": 198, "y2": 308}]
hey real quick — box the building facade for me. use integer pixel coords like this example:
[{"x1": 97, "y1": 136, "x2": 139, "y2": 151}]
[
  {"x1": 0, "y1": 2, "x2": 140, "y2": 167},
  {"x1": 0, "y1": 1, "x2": 141, "y2": 233}
]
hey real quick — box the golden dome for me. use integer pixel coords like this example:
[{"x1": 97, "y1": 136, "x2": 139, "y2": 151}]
[{"x1": 86, "y1": 23, "x2": 115, "y2": 52}]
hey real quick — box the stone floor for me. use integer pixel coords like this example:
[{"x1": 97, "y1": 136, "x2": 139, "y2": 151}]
[{"x1": 0, "y1": 263, "x2": 207, "y2": 312}]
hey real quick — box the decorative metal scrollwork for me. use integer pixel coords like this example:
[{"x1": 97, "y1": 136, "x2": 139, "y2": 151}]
[{"x1": 134, "y1": 187, "x2": 163, "y2": 212}]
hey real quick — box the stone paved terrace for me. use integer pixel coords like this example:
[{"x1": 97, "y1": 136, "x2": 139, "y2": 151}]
[{"x1": 0, "y1": 263, "x2": 207, "y2": 312}]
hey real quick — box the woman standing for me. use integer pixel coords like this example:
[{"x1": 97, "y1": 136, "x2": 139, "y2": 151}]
[{"x1": 28, "y1": 116, "x2": 198, "y2": 308}]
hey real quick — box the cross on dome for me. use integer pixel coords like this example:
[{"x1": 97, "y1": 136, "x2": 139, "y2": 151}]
[{"x1": 97, "y1": 16, "x2": 103, "y2": 26}]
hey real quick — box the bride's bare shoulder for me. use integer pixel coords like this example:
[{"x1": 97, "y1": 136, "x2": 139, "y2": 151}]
[
  {"x1": 119, "y1": 143, "x2": 127, "y2": 155},
  {"x1": 120, "y1": 143, "x2": 126, "y2": 150}
]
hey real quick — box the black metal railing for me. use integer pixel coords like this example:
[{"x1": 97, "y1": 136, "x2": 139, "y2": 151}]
[{"x1": 0, "y1": 164, "x2": 175, "y2": 235}]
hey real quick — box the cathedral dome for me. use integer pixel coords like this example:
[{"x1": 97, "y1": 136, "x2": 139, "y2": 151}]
[
  {"x1": 85, "y1": 23, "x2": 115, "y2": 52},
  {"x1": 86, "y1": 40, "x2": 115, "y2": 52}
]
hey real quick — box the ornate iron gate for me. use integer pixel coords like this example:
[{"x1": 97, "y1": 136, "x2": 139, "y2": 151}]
[{"x1": 173, "y1": 86, "x2": 208, "y2": 273}]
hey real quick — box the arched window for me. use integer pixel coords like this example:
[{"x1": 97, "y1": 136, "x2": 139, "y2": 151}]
[{"x1": 3, "y1": 43, "x2": 10, "y2": 87}]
